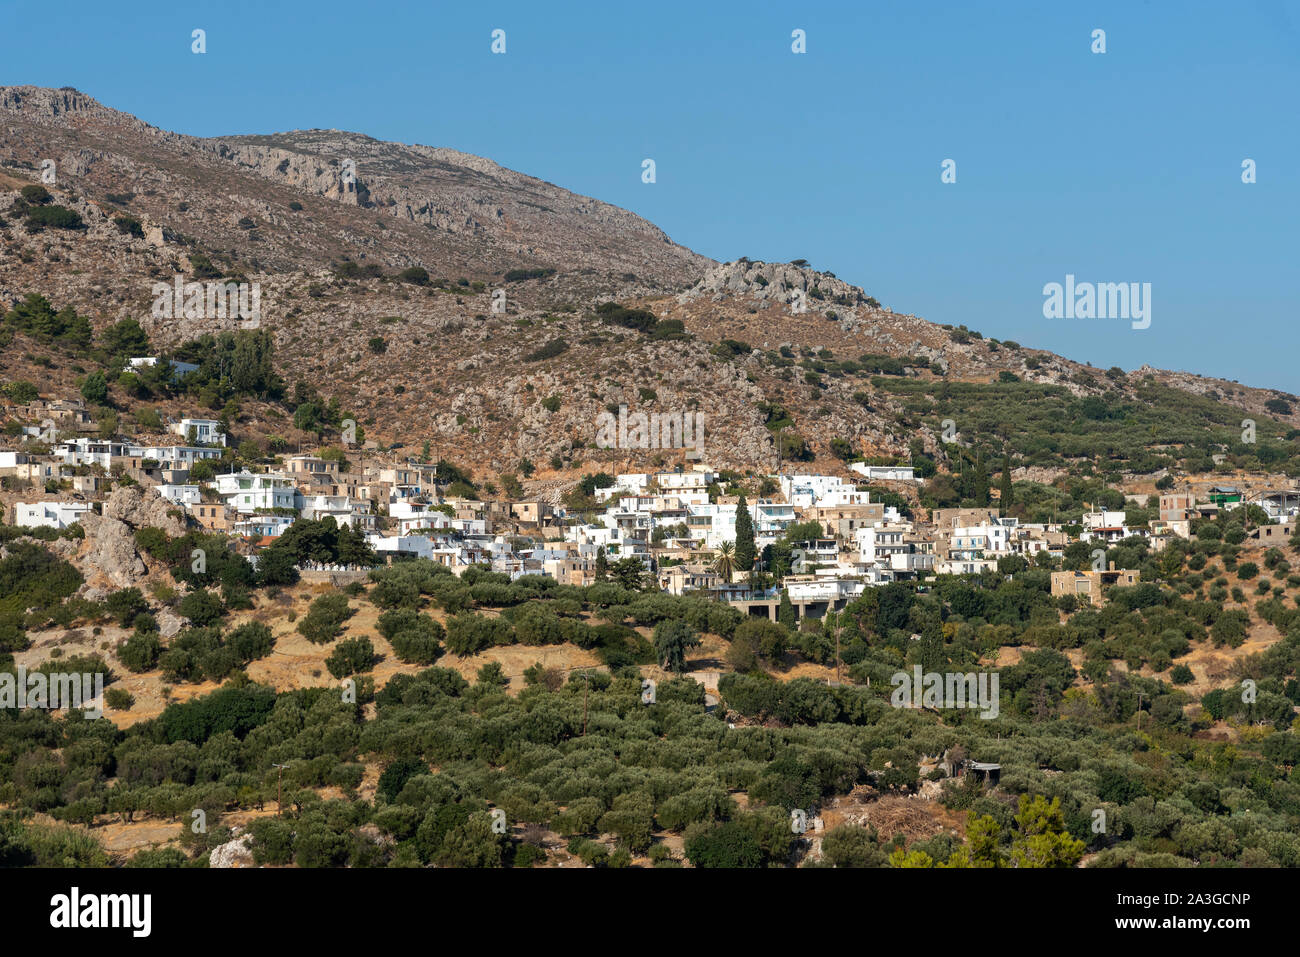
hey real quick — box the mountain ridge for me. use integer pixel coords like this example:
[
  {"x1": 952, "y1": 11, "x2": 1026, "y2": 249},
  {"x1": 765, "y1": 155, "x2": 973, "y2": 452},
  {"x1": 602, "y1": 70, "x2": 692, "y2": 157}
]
[{"x1": 0, "y1": 85, "x2": 1296, "y2": 484}]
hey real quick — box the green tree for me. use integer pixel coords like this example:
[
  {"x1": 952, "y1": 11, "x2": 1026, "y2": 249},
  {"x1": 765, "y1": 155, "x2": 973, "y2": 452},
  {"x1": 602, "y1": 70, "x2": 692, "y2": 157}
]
[
  {"x1": 179, "y1": 588, "x2": 223, "y2": 626},
  {"x1": 99, "y1": 318, "x2": 151, "y2": 360},
  {"x1": 734, "y1": 495, "x2": 756, "y2": 575},
  {"x1": 778, "y1": 588, "x2": 797, "y2": 632},
  {"x1": 654, "y1": 619, "x2": 701, "y2": 673},
  {"x1": 80, "y1": 371, "x2": 108, "y2": 406},
  {"x1": 713, "y1": 541, "x2": 736, "y2": 583},
  {"x1": 971, "y1": 451, "x2": 989, "y2": 507},
  {"x1": 610, "y1": 557, "x2": 645, "y2": 591},
  {"x1": 1008, "y1": 795, "x2": 1085, "y2": 868}
]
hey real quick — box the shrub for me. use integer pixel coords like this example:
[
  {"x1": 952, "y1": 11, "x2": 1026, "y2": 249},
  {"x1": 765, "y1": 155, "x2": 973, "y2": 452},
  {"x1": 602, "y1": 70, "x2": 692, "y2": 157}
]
[
  {"x1": 325, "y1": 637, "x2": 375, "y2": 679},
  {"x1": 26, "y1": 205, "x2": 84, "y2": 230},
  {"x1": 524, "y1": 339, "x2": 568, "y2": 362},
  {"x1": 179, "y1": 588, "x2": 224, "y2": 626},
  {"x1": 117, "y1": 630, "x2": 162, "y2": 673},
  {"x1": 113, "y1": 215, "x2": 144, "y2": 238},
  {"x1": 104, "y1": 587, "x2": 148, "y2": 627},
  {"x1": 20, "y1": 185, "x2": 52, "y2": 205},
  {"x1": 297, "y1": 593, "x2": 354, "y2": 644},
  {"x1": 105, "y1": 687, "x2": 135, "y2": 711}
]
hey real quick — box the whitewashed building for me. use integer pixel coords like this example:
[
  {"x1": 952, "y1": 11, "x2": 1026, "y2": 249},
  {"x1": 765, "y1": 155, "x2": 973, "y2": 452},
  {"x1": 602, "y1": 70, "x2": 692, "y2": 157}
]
[{"x1": 13, "y1": 501, "x2": 93, "y2": 529}]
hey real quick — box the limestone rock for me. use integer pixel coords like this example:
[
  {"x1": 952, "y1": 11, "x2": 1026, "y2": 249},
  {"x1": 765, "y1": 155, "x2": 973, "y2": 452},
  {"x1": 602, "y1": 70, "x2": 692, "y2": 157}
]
[{"x1": 102, "y1": 484, "x2": 189, "y2": 537}]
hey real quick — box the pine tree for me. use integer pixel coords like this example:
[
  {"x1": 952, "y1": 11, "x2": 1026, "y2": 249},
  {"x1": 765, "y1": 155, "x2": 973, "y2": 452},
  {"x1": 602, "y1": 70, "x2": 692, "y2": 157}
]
[
  {"x1": 595, "y1": 546, "x2": 608, "y2": 582},
  {"x1": 734, "y1": 495, "x2": 756, "y2": 575}
]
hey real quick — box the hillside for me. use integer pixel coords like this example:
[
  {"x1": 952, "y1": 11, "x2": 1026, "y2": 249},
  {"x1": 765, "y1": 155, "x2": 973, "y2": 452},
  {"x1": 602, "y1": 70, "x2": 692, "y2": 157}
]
[{"x1": 2, "y1": 85, "x2": 1298, "y2": 488}]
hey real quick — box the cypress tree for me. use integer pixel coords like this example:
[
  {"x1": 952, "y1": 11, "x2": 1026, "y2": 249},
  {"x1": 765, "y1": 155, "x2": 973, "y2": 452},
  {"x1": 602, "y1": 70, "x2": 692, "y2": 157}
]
[
  {"x1": 778, "y1": 588, "x2": 797, "y2": 632},
  {"x1": 972, "y1": 452, "x2": 989, "y2": 507},
  {"x1": 998, "y1": 453, "x2": 1014, "y2": 514},
  {"x1": 734, "y1": 495, "x2": 756, "y2": 575}
]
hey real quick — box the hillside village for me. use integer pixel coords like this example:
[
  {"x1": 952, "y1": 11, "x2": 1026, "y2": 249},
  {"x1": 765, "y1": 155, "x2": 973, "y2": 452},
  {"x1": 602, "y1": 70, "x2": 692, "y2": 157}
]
[
  {"x1": 7, "y1": 392, "x2": 1300, "y2": 618},
  {"x1": 4, "y1": 85, "x2": 1300, "y2": 873}
]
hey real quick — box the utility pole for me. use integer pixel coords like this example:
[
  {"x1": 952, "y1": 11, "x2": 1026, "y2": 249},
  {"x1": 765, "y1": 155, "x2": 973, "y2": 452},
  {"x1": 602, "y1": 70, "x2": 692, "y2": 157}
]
[
  {"x1": 272, "y1": 763, "x2": 289, "y2": 817},
  {"x1": 1135, "y1": 691, "x2": 1147, "y2": 729}
]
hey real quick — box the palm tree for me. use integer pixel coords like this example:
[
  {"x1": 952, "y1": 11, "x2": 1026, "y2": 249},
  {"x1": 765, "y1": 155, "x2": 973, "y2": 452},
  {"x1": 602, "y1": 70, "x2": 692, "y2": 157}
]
[{"x1": 713, "y1": 541, "x2": 736, "y2": 583}]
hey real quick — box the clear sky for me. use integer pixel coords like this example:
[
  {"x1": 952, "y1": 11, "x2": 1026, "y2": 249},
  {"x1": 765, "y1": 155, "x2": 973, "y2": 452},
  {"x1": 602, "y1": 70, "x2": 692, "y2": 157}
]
[{"x1": 7, "y1": 0, "x2": 1299, "y2": 392}]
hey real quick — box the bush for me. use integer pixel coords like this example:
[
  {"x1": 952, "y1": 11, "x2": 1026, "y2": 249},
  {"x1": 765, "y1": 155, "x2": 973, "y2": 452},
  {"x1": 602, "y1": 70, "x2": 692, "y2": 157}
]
[
  {"x1": 684, "y1": 821, "x2": 764, "y2": 868},
  {"x1": 105, "y1": 687, "x2": 135, "y2": 710},
  {"x1": 524, "y1": 339, "x2": 568, "y2": 362},
  {"x1": 113, "y1": 215, "x2": 144, "y2": 238},
  {"x1": 385, "y1": 614, "x2": 444, "y2": 665},
  {"x1": 117, "y1": 630, "x2": 162, "y2": 673},
  {"x1": 325, "y1": 637, "x2": 375, "y2": 679},
  {"x1": 104, "y1": 587, "x2": 148, "y2": 627},
  {"x1": 179, "y1": 588, "x2": 224, "y2": 626},
  {"x1": 20, "y1": 185, "x2": 52, "y2": 205},
  {"x1": 26, "y1": 205, "x2": 84, "y2": 230},
  {"x1": 297, "y1": 593, "x2": 354, "y2": 644}
]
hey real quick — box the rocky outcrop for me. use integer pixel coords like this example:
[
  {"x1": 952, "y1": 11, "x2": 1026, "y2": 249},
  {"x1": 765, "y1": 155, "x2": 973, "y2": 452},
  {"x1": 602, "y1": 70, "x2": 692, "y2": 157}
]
[
  {"x1": 102, "y1": 483, "x2": 188, "y2": 537},
  {"x1": 76, "y1": 511, "x2": 146, "y2": 590},
  {"x1": 679, "y1": 259, "x2": 882, "y2": 320},
  {"x1": 75, "y1": 485, "x2": 188, "y2": 591},
  {"x1": 209, "y1": 829, "x2": 255, "y2": 868}
]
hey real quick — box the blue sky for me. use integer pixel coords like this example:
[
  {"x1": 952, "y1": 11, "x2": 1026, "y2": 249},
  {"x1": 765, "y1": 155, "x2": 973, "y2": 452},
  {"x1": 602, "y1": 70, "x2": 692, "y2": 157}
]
[{"x1": 8, "y1": 0, "x2": 1299, "y2": 392}]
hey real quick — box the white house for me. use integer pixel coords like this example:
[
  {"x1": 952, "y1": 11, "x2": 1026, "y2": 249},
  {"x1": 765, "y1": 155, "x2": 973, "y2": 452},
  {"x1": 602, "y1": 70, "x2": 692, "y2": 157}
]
[
  {"x1": 129, "y1": 444, "x2": 224, "y2": 467},
  {"x1": 935, "y1": 557, "x2": 999, "y2": 576},
  {"x1": 784, "y1": 576, "x2": 865, "y2": 603},
  {"x1": 214, "y1": 470, "x2": 300, "y2": 514},
  {"x1": 368, "y1": 534, "x2": 437, "y2": 561},
  {"x1": 156, "y1": 484, "x2": 201, "y2": 507},
  {"x1": 55, "y1": 439, "x2": 131, "y2": 469},
  {"x1": 128, "y1": 357, "x2": 200, "y2": 378},
  {"x1": 171, "y1": 418, "x2": 226, "y2": 448},
  {"x1": 14, "y1": 501, "x2": 93, "y2": 529},
  {"x1": 681, "y1": 499, "x2": 792, "y2": 550},
  {"x1": 595, "y1": 473, "x2": 653, "y2": 502},
  {"x1": 301, "y1": 494, "x2": 359, "y2": 527},
  {"x1": 232, "y1": 515, "x2": 296, "y2": 538},
  {"x1": 850, "y1": 463, "x2": 916, "y2": 482},
  {"x1": 779, "y1": 474, "x2": 870, "y2": 508},
  {"x1": 950, "y1": 523, "x2": 1012, "y2": 559},
  {"x1": 1253, "y1": 490, "x2": 1300, "y2": 521}
]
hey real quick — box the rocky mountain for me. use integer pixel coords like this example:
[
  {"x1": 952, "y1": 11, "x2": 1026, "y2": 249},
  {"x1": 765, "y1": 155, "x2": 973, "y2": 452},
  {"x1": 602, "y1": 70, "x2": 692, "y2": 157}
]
[
  {"x1": 0, "y1": 85, "x2": 709, "y2": 289},
  {"x1": 0, "y1": 85, "x2": 1296, "y2": 487}
]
